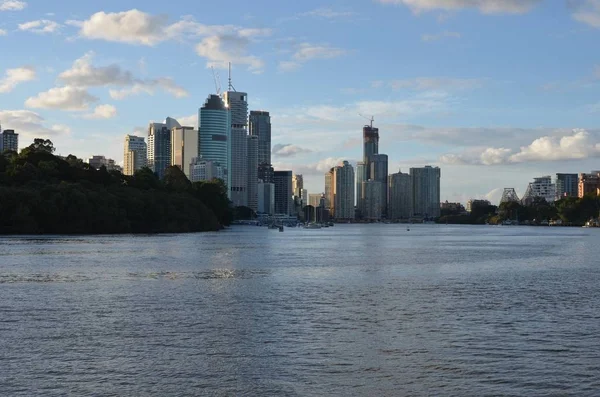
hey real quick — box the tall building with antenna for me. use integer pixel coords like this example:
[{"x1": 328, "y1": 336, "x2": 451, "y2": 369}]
[
  {"x1": 222, "y1": 64, "x2": 249, "y2": 207},
  {"x1": 198, "y1": 94, "x2": 229, "y2": 185}
]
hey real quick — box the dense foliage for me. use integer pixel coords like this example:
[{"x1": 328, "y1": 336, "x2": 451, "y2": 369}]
[{"x1": 0, "y1": 139, "x2": 233, "y2": 234}]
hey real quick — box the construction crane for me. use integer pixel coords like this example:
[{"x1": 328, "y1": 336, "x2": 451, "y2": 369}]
[
  {"x1": 211, "y1": 66, "x2": 221, "y2": 96},
  {"x1": 358, "y1": 114, "x2": 374, "y2": 128},
  {"x1": 228, "y1": 62, "x2": 236, "y2": 92}
]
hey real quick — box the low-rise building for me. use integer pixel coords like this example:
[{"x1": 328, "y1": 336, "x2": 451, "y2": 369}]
[{"x1": 579, "y1": 171, "x2": 600, "y2": 198}]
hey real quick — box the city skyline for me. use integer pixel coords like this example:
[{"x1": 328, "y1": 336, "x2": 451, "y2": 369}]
[{"x1": 2, "y1": 1, "x2": 600, "y2": 203}]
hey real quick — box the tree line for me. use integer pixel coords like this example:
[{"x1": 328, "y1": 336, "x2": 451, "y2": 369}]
[{"x1": 0, "y1": 139, "x2": 233, "y2": 234}]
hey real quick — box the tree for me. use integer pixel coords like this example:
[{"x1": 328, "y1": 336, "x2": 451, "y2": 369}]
[
  {"x1": 24, "y1": 138, "x2": 55, "y2": 154},
  {"x1": 163, "y1": 166, "x2": 191, "y2": 192}
]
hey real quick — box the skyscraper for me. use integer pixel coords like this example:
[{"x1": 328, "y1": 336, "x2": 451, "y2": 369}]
[
  {"x1": 171, "y1": 126, "x2": 198, "y2": 179},
  {"x1": 410, "y1": 166, "x2": 441, "y2": 218},
  {"x1": 198, "y1": 94, "x2": 229, "y2": 185},
  {"x1": 362, "y1": 180, "x2": 384, "y2": 220},
  {"x1": 258, "y1": 181, "x2": 275, "y2": 215},
  {"x1": 388, "y1": 170, "x2": 413, "y2": 220},
  {"x1": 223, "y1": 90, "x2": 249, "y2": 207},
  {"x1": 247, "y1": 135, "x2": 258, "y2": 211},
  {"x1": 356, "y1": 162, "x2": 366, "y2": 213},
  {"x1": 333, "y1": 161, "x2": 355, "y2": 220},
  {"x1": 363, "y1": 125, "x2": 379, "y2": 173},
  {"x1": 123, "y1": 135, "x2": 147, "y2": 176},
  {"x1": 292, "y1": 175, "x2": 304, "y2": 197},
  {"x1": 147, "y1": 122, "x2": 172, "y2": 179},
  {"x1": 556, "y1": 173, "x2": 578, "y2": 199},
  {"x1": 274, "y1": 171, "x2": 293, "y2": 215},
  {"x1": 0, "y1": 129, "x2": 18, "y2": 153},
  {"x1": 370, "y1": 153, "x2": 389, "y2": 218},
  {"x1": 249, "y1": 111, "x2": 271, "y2": 165},
  {"x1": 324, "y1": 168, "x2": 334, "y2": 214},
  {"x1": 258, "y1": 163, "x2": 274, "y2": 183}
]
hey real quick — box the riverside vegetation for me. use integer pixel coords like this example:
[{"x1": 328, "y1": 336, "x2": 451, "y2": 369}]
[{"x1": 0, "y1": 139, "x2": 232, "y2": 234}]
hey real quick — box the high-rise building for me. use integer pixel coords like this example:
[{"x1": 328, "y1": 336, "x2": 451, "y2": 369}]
[
  {"x1": 189, "y1": 158, "x2": 225, "y2": 182},
  {"x1": 309, "y1": 194, "x2": 323, "y2": 208},
  {"x1": 410, "y1": 166, "x2": 441, "y2": 218},
  {"x1": 258, "y1": 163, "x2": 274, "y2": 183},
  {"x1": 333, "y1": 161, "x2": 355, "y2": 220},
  {"x1": 171, "y1": 126, "x2": 198, "y2": 179},
  {"x1": 258, "y1": 181, "x2": 275, "y2": 215},
  {"x1": 223, "y1": 90, "x2": 249, "y2": 207},
  {"x1": 123, "y1": 135, "x2": 147, "y2": 176},
  {"x1": 0, "y1": 129, "x2": 18, "y2": 153},
  {"x1": 249, "y1": 111, "x2": 271, "y2": 165},
  {"x1": 147, "y1": 122, "x2": 173, "y2": 179},
  {"x1": 521, "y1": 176, "x2": 556, "y2": 205},
  {"x1": 578, "y1": 171, "x2": 600, "y2": 198},
  {"x1": 292, "y1": 174, "x2": 304, "y2": 198},
  {"x1": 324, "y1": 168, "x2": 334, "y2": 213},
  {"x1": 388, "y1": 170, "x2": 413, "y2": 220},
  {"x1": 356, "y1": 162, "x2": 366, "y2": 213},
  {"x1": 362, "y1": 180, "x2": 384, "y2": 220},
  {"x1": 198, "y1": 94, "x2": 229, "y2": 185},
  {"x1": 274, "y1": 171, "x2": 293, "y2": 215},
  {"x1": 370, "y1": 153, "x2": 388, "y2": 217},
  {"x1": 247, "y1": 135, "x2": 259, "y2": 211},
  {"x1": 556, "y1": 173, "x2": 578, "y2": 199},
  {"x1": 363, "y1": 125, "x2": 379, "y2": 173}
]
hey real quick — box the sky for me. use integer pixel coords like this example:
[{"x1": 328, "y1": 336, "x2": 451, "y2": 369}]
[{"x1": 1, "y1": 0, "x2": 600, "y2": 204}]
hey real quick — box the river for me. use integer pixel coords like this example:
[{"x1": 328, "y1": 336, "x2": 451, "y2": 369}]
[{"x1": 1, "y1": 225, "x2": 599, "y2": 396}]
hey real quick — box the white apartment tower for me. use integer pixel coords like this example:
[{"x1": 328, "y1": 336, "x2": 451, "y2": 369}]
[{"x1": 123, "y1": 135, "x2": 147, "y2": 176}]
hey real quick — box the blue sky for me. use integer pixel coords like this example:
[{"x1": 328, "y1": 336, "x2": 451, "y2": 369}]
[{"x1": 2, "y1": 0, "x2": 600, "y2": 204}]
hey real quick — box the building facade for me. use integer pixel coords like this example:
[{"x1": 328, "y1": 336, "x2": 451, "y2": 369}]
[
  {"x1": 333, "y1": 161, "x2": 355, "y2": 220},
  {"x1": 257, "y1": 181, "x2": 275, "y2": 215},
  {"x1": 356, "y1": 162, "x2": 366, "y2": 214},
  {"x1": 324, "y1": 168, "x2": 334, "y2": 214},
  {"x1": 198, "y1": 94, "x2": 230, "y2": 185},
  {"x1": 0, "y1": 129, "x2": 18, "y2": 153},
  {"x1": 556, "y1": 173, "x2": 579, "y2": 199},
  {"x1": 410, "y1": 166, "x2": 441, "y2": 218},
  {"x1": 189, "y1": 158, "x2": 225, "y2": 182},
  {"x1": 362, "y1": 180, "x2": 384, "y2": 220},
  {"x1": 370, "y1": 153, "x2": 389, "y2": 217},
  {"x1": 123, "y1": 135, "x2": 147, "y2": 176},
  {"x1": 309, "y1": 193, "x2": 323, "y2": 208},
  {"x1": 247, "y1": 135, "x2": 259, "y2": 211},
  {"x1": 466, "y1": 199, "x2": 491, "y2": 213},
  {"x1": 258, "y1": 163, "x2": 274, "y2": 184},
  {"x1": 171, "y1": 127, "x2": 198, "y2": 179},
  {"x1": 578, "y1": 171, "x2": 600, "y2": 198},
  {"x1": 249, "y1": 111, "x2": 271, "y2": 165},
  {"x1": 223, "y1": 91, "x2": 249, "y2": 207},
  {"x1": 147, "y1": 122, "x2": 172, "y2": 179},
  {"x1": 388, "y1": 170, "x2": 413, "y2": 220},
  {"x1": 274, "y1": 171, "x2": 293, "y2": 215}
]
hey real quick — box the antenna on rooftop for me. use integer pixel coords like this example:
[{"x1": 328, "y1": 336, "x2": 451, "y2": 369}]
[
  {"x1": 228, "y1": 62, "x2": 236, "y2": 92},
  {"x1": 211, "y1": 66, "x2": 221, "y2": 96},
  {"x1": 358, "y1": 114, "x2": 374, "y2": 128}
]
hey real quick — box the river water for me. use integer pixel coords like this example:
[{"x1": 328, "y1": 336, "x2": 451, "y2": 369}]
[{"x1": 0, "y1": 225, "x2": 599, "y2": 396}]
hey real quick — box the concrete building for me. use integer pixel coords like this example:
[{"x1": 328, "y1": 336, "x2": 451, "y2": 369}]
[
  {"x1": 247, "y1": 135, "x2": 258, "y2": 211},
  {"x1": 198, "y1": 94, "x2": 230, "y2": 185},
  {"x1": 324, "y1": 168, "x2": 334, "y2": 214},
  {"x1": 249, "y1": 111, "x2": 271, "y2": 165},
  {"x1": 362, "y1": 180, "x2": 384, "y2": 220},
  {"x1": 356, "y1": 162, "x2": 366, "y2": 214},
  {"x1": 147, "y1": 121, "x2": 173, "y2": 179},
  {"x1": 223, "y1": 90, "x2": 248, "y2": 207},
  {"x1": 189, "y1": 158, "x2": 224, "y2": 182},
  {"x1": 370, "y1": 154, "x2": 388, "y2": 217},
  {"x1": 123, "y1": 135, "x2": 147, "y2": 176},
  {"x1": 410, "y1": 166, "x2": 441, "y2": 218},
  {"x1": 292, "y1": 174, "x2": 304, "y2": 198},
  {"x1": 466, "y1": 199, "x2": 491, "y2": 213},
  {"x1": 388, "y1": 170, "x2": 413, "y2": 220},
  {"x1": 578, "y1": 171, "x2": 600, "y2": 198},
  {"x1": 274, "y1": 171, "x2": 293, "y2": 215},
  {"x1": 0, "y1": 129, "x2": 18, "y2": 153},
  {"x1": 257, "y1": 181, "x2": 275, "y2": 215},
  {"x1": 258, "y1": 163, "x2": 274, "y2": 184},
  {"x1": 521, "y1": 176, "x2": 556, "y2": 204},
  {"x1": 333, "y1": 161, "x2": 355, "y2": 220},
  {"x1": 88, "y1": 155, "x2": 120, "y2": 171},
  {"x1": 309, "y1": 193, "x2": 324, "y2": 208},
  {"x1": 556, "y1": 173, "x2": 579, "y2": 199},
  {"x1": 363, "y1": 124, "x2": 379, "y2": 176},
  {"x1": 171, "y1": 126, "x2": 198, "y2": 179}
]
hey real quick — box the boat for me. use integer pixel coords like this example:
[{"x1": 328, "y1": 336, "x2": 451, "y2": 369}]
[
  {"x1": 278, "y1": 226, "x2": 284, "y2": 232},
  {"x1": 304, "y1": 223, "x2": 322, "y2": 229}
]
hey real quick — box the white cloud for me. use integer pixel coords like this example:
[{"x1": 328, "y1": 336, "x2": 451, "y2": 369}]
[
  {"x1": 571, "y1": 0, "x2": 600, "y2": 28},
  {"x1": 25, "y1": 86, "x2": 98, "y2": 111},
  {"x1": 0, "y1": 0, "x2": 26, "y2": 11},
  {"x1": 82, "y1": 104, "x2": 117, "y2": 119},
  {"x1": 0, "y1": 66, "x2": 35, "y2": 93},
  {"x1": 109, "y1": 78, "x2": 188, "y2": 99},
  {"x1": 299, "y1": 7, "x2": 357, "y2": 18},
  {"x1": 196, "y1": 34, "x2": 265, "y2": 73},
  {"x1": 18, "y1": 19, "x2": 61, "y2": 34},
  {"x1": 177, "y1": 114, "x2": 197, "y2": 128},
  {"x1": 273, "y1": 157, "x2": 351, "y2": 177},
  {"x1": 0, "y1": 29, "x2": 6, "y2": 36},
  {"x1": 279, "y1": 43, "x2": 348, "y2": 72},
  {"x1": 376, "y1": 0, "x2": 542, "y2": 14},
  {"x1": 389, "y1": 77, "x2": 483, "y2": 91},
  {"x1": 272, "y1": 143, "x2": 313, "y2": 158},
  {"x1": 439, "y1": 129, "x2": 600, "y2": 165},
  {"x1": 59, "y1": 52, "x2": 134, "y2": 87},
  {"x1": 0, "y1": 110, "x2": 70, "y2": 144},
  {"x1": 422, "y1": 31, "x2": 461, "y2": 42}
]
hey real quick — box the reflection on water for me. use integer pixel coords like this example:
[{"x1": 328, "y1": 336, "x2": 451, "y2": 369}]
[{"x1": 1, "y1": 225, "x2": 599, "y2": 396}]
